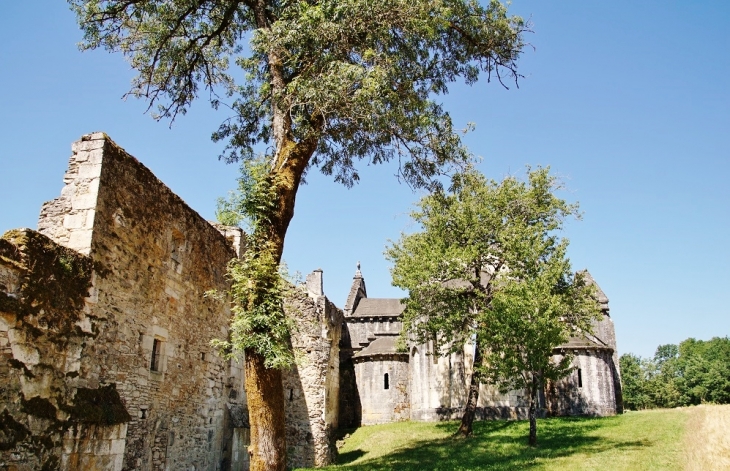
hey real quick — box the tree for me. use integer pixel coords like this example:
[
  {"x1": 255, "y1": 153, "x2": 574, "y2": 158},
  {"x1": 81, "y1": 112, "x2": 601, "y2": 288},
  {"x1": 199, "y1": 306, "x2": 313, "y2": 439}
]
[
  {"x1": 620, "y1": 337, "x2": 730, "y2": 410},
  {"x1": 70, "y1": 1, "x2": 526, "y2": 468},
  {"x1": 480, "y1": 252, "x2": 598, "y2": 446},
  {"x1": 387, "y1": 167, "x2": 600, "y2": 445},
  {"x1": 677, "y1": 337, "x2": 730, "y2": 405},
  {"x1": 619, "y1": 353, "x2": 653, "y2": 410}
]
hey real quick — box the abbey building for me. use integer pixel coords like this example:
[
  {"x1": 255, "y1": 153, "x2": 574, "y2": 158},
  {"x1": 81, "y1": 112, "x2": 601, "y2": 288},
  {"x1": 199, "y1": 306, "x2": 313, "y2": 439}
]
[{"x1": 0, "y1": 134, "x2": 621, "y2": 470}]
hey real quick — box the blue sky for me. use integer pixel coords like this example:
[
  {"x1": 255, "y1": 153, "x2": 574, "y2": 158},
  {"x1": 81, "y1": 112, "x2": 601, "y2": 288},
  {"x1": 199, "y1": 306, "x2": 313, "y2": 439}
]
[{"x1": 1, "y1": 1, "x2": 728, "y2": 358}]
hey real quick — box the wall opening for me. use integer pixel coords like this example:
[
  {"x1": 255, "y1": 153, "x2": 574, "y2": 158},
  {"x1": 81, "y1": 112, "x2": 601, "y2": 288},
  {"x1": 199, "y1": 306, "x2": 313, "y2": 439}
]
[
  {"x1": 151, "y1": 338, "x2": 162, "y2": 371},
  {"x1": 384, "y1": 373, "x2": 389, "y2": 390},
  {"x1": 577, "y1": 368, "x2": 583, "y2": 388}
]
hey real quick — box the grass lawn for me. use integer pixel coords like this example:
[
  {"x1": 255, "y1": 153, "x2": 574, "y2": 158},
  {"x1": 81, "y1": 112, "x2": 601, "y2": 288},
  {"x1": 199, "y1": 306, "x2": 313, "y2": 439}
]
[{"x1": 300, "y1": 408, "x2": 694, "y2": 470}]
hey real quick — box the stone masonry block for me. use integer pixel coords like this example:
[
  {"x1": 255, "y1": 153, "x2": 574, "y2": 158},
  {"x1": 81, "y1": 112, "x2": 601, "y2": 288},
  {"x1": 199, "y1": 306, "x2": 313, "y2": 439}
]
[
  {"x1": 63, "y1": 213, "x2": 86, "y2": 230},
  {"x1": 77, "y1": 162, "x2": 103, "y2": 179},
  {"x1": 72, "y1": 138, "x2": 105, "y2": 153},
  {"x1": 87, "y1": 148, "x2": 105, "y2": 164},
  {"x1": 70, "y1": 192, "x2": 99, "y2": 211},
  {"x1": 68, "y1": 230, "x2": 93, "y2": 253}
]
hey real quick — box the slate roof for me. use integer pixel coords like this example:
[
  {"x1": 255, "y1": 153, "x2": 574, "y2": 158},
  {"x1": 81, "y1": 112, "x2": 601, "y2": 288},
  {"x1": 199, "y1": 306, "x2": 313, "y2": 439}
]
[
  {"x1": 353, "y1": 335, "x2": 405, "y2": 358},
  {"x1": 555, "y1": 335, "x2": 611, "y2": 351},
  {"x1": 351, "y1": 298, "x2": 405, "y2": 318}
]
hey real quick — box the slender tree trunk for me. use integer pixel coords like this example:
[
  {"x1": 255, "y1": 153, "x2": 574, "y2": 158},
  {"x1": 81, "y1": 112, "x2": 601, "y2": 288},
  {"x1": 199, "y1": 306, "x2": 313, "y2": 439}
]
[
  {"x1": 457, "y1": 339, "x2": 483, "y2": 437},
  {"x1": 528, "y1": 375, "x2": 538, "y2": 447}
]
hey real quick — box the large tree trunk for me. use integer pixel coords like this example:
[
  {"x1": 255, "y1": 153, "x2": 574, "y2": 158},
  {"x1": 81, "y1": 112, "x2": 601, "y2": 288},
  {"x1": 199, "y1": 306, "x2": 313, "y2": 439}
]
[
  {"x1": 243, "y1": 4, "x2": 322, "y2": 467},
  {"x1": 457, "y1": 339, "x2": 483, "y2": 437},
  {"x1": 528, "y1": 374, "x2": 539, "y2": 447},
  {"x1": 245, "y1": 351, "x2": 287, "y2": 471},
  {"x1": 244, "y1": 135, "x2": 318, "y2": 470}
]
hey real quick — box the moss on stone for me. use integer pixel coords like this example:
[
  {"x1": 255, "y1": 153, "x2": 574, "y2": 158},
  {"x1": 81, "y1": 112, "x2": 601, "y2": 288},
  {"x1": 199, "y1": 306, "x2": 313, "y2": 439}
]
[
  {"x1": 21, "y1": 397, "x2": 57, "y2": 421},
  {"x1": 0, "y1": 409, "x2": 30, "y2": 451},
  {"x1": 66, "y1": 384, "x2": 131, "y2": 425},
  {"x1": 0, "y1": 229, "x2": 93, "y2": 340}
]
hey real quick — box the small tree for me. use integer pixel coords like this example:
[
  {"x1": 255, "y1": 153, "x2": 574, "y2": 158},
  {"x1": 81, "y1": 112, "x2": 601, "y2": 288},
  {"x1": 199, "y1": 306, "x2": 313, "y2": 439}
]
[
  {"x1": 70, "y1": 1, "x2": 527, "y2": 467},
  {"x1": 478, "y1": 250, "x2": 599, "y2": 446},
  {"x1": 387, "y1": 167, "x2": 600, "y2": 444}
]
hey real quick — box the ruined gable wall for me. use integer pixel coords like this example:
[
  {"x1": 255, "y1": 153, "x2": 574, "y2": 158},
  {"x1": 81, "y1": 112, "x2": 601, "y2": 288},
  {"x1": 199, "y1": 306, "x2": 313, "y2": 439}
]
[
  {"x1": 69, "y1": 133, "x2": 247, "y2": 470},
  {"x1": 283, "y1": 279, "x2": 343, "y2": 469}
]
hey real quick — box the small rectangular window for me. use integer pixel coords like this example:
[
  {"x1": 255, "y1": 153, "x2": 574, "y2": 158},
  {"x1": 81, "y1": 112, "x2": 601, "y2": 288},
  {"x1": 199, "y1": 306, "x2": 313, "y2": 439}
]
[
  {"x1": 577, "y1": 368, "x2": 583, "y2": 388},
  {"x1": 384, "y1": 373, "x2": 389, "y2": 390},
  {"x1": 151, "y1": 338, "x2": 162, "y2": 372}
]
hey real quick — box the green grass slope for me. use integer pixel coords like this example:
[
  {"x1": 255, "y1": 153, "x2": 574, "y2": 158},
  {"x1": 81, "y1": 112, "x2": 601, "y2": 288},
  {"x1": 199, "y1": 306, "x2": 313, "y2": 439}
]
[{"x1": 301, "y1": 409, "x2": 690, "y2": 470}]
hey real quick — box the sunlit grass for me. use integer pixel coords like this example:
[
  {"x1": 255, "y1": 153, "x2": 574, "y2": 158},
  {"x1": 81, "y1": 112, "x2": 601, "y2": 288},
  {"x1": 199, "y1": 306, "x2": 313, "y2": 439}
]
[
  {"x1": 297, "y1": 407, "x2": 705, "y2": 470},
  {"x1": 684, "y1": 404, "x2": 730, "y2": 470}
]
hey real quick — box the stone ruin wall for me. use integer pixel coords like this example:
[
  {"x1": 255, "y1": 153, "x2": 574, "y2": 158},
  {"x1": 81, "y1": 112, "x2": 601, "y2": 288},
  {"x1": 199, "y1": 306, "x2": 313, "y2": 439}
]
[
  {"x1": 283, "y1": 271, "x2": 343, "y2": 468},
  {"x1": 1, "y1": 133, "x2": 342, "y2": 470},
  {"x1": 0, "y1": 133, "x2": 251, "y2": 470},
  {"x1": 70, "y1": 133, "x2": 249, "y2": 470}
]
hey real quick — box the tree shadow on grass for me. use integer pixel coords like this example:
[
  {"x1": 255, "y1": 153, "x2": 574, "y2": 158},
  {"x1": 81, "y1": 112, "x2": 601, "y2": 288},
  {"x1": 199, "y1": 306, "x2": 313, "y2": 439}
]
[{"x1": 335, "y1": 417, "x2": 656, "y2": 470}]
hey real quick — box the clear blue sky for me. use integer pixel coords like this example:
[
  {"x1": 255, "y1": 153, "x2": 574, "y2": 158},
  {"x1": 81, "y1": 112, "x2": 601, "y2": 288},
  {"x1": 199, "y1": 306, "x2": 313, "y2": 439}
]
[{"x1": 1, "y1": 1, "x2": 728, "y2": 358}]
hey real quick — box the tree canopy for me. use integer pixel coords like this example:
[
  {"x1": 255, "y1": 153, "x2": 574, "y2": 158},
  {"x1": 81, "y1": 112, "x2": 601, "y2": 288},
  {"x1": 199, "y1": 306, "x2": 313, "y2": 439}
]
[
  {"x1": 72, "y1": 0, "x2": 525, "y2": 189},
  {"x1": 70, "y1": 1, "x2": 528, "y2": 468},
  {"x1": 620, "y1": 337, "x2": 730, "y2": 410},
  {"x1": 386, "y1": 167, "x2": 601, "y2": 444}
]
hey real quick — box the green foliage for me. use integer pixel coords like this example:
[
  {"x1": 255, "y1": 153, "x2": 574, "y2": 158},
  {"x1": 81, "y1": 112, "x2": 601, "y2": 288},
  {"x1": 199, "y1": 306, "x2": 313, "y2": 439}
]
[
  {"x1": 620, "y1": 337, "x2": 730, "y2": 410},
  {"x1": 480, "y1": 259, "x2": 599, "y2": 394},
  {"x1": 387, "y1": 167, "x2": 583, "y2": 352},
  {"x1": 619, "y1": 353, "x2": 654, "y2": 410},
  {"x1": 216, "y1": 157, "x2": 279, "y2": 231},
  {"x1": 387, "y1": 166, "x2": 600, "y2": 444},
  {"x1": 70, "y1": 0, "x2": 526, "y2": 190},
  {"x1": 212, "y1": 247, "x2": 296, "y2": 369},
  {"x1": 212, "y1": 159, "x2": 296, "y2": 369}
]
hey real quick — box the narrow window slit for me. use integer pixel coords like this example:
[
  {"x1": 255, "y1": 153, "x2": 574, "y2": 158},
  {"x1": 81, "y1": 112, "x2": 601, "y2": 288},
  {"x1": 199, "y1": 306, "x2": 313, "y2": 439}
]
[
  {"x1": 577, "y1": 368, "x2": 583, "y2": 388},
  {"x1": 151, "y1": 338, "x2": 162, "y2": 372}
]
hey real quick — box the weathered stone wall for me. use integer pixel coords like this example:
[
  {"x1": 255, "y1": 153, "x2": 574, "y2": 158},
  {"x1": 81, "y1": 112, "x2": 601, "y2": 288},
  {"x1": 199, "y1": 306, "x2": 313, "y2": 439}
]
[
  {"x1": 408, "y1": 341, "x2": 527, "y2": 421},
  {"x1": 353, "y1": 356, "x2": 409, "y2": 425},
  {"x1": 409, "y1": 343, "x2": 468, "y2": 421},
  {"x1": 1, "y1": 133, "x2": 251, "y2": 470},
  {"x1": 546, "y1": 350, "x2": 618, "y2": 417},
  {"x1": 0, "y1": 228, "x2": 129, "y2": 470},
  {"x1": 594, "y1": 316, "x2": 623, "y2": 413},
  {"x1": 1, "y1": 132, "x2": 355, "y2": 470},
  {"x1": 61, "y1": 133, "x2": 247, "y2": 470},
  {"x1": 283, "y1": 271, "x2": 343, "y2": 469},
  {"x1": 346, "y1": 317, "x2": 403, "y2": 350}
]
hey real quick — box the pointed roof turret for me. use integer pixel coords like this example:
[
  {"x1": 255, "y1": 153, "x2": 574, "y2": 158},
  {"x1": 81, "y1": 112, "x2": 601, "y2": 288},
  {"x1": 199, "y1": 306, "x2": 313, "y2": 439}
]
[{"x1": 344, "y1": 261, "x2": 367, "y2": 316}]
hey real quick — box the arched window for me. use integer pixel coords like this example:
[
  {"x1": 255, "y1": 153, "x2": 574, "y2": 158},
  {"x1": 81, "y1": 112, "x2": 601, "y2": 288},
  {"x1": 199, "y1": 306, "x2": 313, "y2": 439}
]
[{"x1": 384, "y1": 373, "x2": 389, "y2": 390}]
